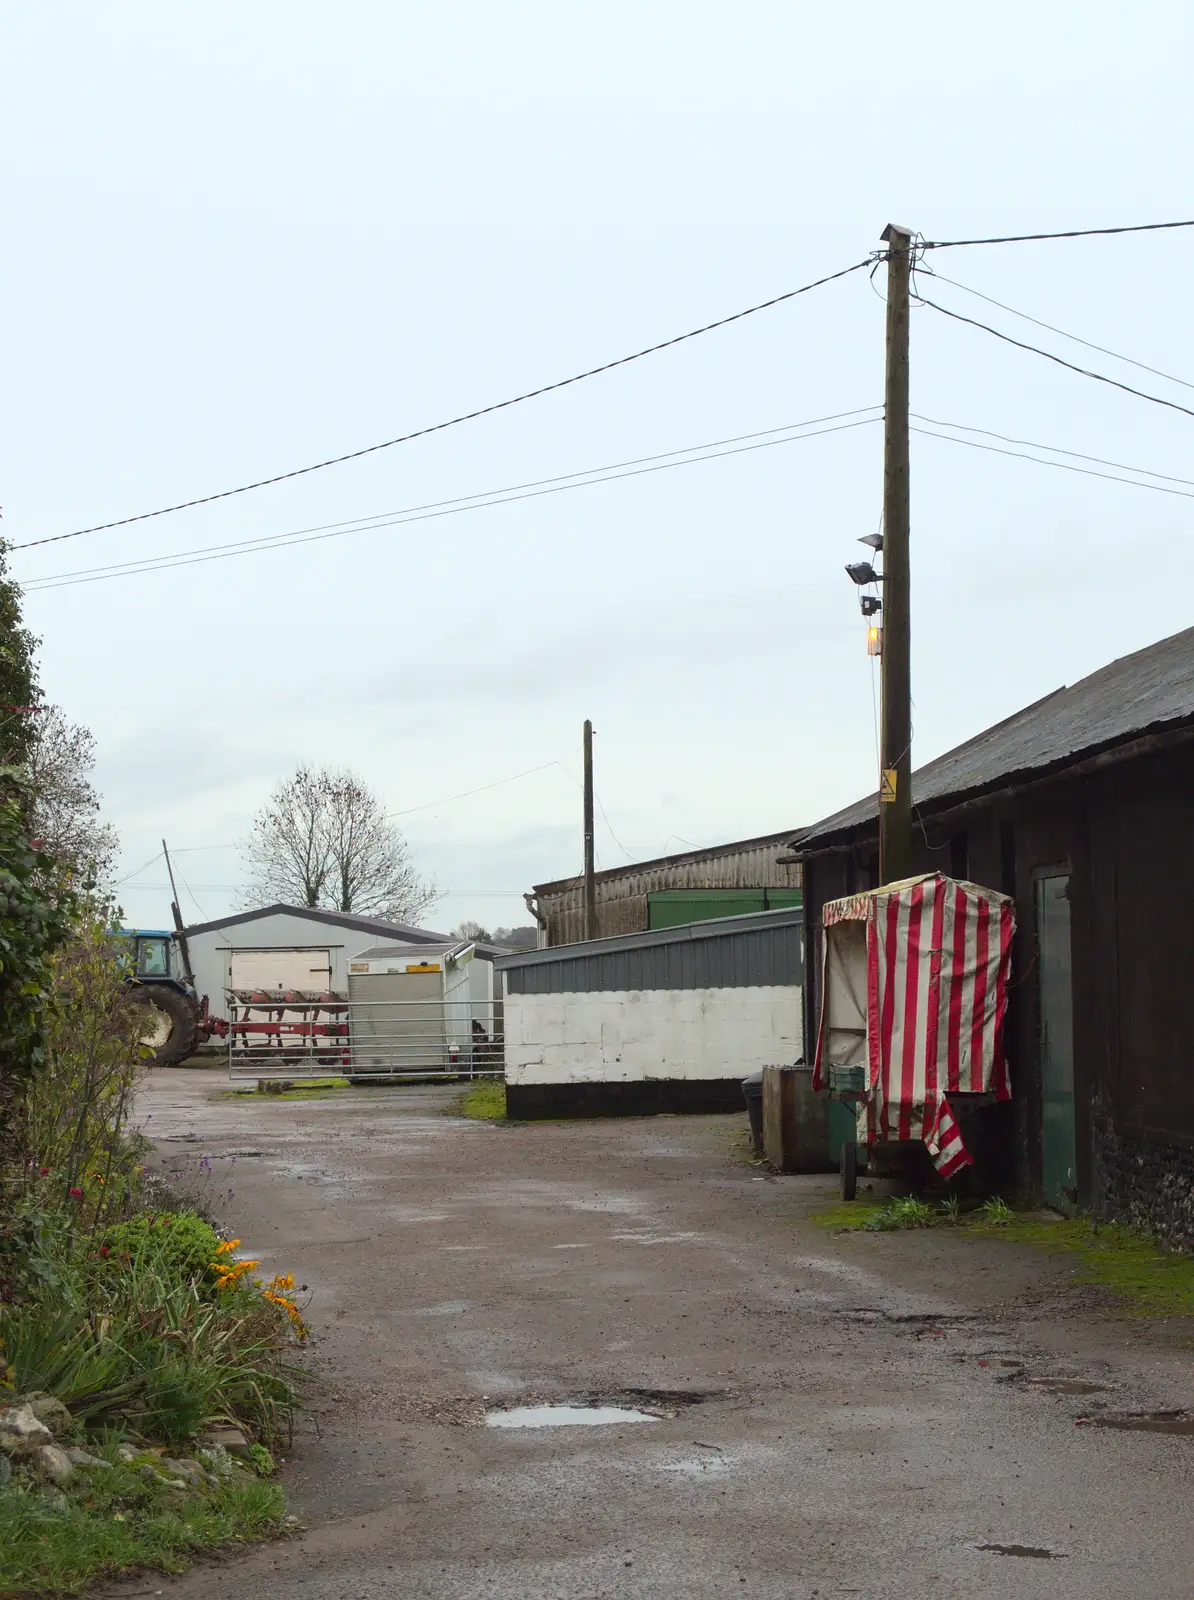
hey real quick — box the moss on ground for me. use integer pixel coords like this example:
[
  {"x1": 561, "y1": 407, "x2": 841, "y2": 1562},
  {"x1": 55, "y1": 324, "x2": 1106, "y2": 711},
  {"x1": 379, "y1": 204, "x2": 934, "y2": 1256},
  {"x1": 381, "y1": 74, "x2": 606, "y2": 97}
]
[
  {"x1": 814, "y1": 1201, "x2": 1194, "y2": 1317},
  {"x1": 222, "y1": 1078, "x2": 349, "y2": 1100},
  {"x1": 0, "y1": 1451, "x2": 288, "y2": 1598},
  {"x1": 988, "y1": 1215, "x2": 1194, "y2": 1316},
  {"x1": 451, "y1": 1080, "x2": 507, "y2": 1121}
]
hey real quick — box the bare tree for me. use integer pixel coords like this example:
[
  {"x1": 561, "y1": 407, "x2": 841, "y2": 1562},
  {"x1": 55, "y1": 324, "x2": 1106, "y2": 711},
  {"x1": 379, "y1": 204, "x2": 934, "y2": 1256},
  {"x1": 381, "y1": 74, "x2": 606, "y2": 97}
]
[
  {"x1": 25, "y1": 705, "x2": 119, "y2": 886},
  {"x1": 242, "y1": 764, "x2": 438, "y2": 923},
  {"x1": 450, "y1": 920, "x2": 492, "y2": 943}
]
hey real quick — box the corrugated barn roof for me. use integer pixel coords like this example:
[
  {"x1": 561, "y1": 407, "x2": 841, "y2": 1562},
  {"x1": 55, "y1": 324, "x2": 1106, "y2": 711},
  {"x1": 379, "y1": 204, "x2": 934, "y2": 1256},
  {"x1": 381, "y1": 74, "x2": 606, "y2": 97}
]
[{"x1": 795, "y1": 623, "x2": 1194, "y2": 850}]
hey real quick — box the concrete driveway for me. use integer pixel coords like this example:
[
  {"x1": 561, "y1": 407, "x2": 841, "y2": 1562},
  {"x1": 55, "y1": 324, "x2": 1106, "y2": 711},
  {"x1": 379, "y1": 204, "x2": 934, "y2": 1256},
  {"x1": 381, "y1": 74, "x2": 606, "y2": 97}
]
[{"x1": 133, "y1": 1069, "x2": 1194, "y2": 1600}]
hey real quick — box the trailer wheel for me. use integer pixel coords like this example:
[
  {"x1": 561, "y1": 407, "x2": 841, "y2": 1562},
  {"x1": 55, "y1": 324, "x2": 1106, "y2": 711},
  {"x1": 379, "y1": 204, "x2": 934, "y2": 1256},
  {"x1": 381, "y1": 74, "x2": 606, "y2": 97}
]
[
  {"x1": 128, "y1": 985, "x2": 198, "y2": 1067},
  {"x1": 839, "y1": 1140, "x2": 858, "y2": 1202}
]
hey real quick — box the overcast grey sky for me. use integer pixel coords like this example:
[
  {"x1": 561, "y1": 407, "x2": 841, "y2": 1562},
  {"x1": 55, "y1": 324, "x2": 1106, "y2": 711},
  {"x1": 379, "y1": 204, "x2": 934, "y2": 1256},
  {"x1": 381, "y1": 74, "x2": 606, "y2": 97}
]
[{"x1": 4, "y1": 3, "x2": 1192, "y2": 933}]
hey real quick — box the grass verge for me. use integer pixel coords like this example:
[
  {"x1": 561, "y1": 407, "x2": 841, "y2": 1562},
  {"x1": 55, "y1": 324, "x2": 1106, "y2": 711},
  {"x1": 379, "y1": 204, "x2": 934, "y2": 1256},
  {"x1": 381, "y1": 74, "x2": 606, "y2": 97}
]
[
  {"x1": 814, "y1": 1198, "x2": 1194, "y2": 1316},
  {"x1": 0, "y1": 1449, "x2": 287, "y2": 1598},
  {"x1": 451, "y1": 1079, "x2": 507, "y2": 1121}
]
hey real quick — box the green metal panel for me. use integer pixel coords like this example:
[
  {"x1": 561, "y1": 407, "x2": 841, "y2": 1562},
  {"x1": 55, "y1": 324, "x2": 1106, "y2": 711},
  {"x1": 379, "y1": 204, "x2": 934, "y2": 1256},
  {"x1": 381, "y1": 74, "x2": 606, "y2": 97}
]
[
  {"x1": 1035, "y1": 873, "x2": 1077, "y2": 1211},
  {"x1": 647, "y1": 889, "x2": 802, "y2": 931},
  {"x1": 827, "y1": 1097, "x2": 859, "y2": 1163}
]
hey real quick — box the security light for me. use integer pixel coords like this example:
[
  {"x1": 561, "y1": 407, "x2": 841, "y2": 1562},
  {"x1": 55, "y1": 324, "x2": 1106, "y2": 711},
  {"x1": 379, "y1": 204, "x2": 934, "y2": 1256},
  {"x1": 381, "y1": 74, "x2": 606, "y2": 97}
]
[
  {"x1": 846, "y1": 561, "x2": 880, "y2": 586},
  {"x1": 858, "y1": 533, "x2": 884, "y2": 552},
  {"x1": 860, "y1": 595, "x2": 882, "y2": 617}
]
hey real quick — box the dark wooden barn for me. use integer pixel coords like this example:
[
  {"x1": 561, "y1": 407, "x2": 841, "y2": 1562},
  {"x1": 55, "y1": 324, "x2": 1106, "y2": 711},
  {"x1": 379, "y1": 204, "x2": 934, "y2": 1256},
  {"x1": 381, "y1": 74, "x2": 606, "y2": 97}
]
[{"x1": 787, "y1": 625, "x2": 1194, "y2": 1245}]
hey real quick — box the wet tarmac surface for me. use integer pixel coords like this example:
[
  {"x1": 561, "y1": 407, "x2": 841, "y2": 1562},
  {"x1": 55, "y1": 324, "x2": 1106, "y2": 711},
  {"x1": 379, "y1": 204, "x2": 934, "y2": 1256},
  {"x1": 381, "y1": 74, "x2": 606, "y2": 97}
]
[{"x1": 130, "y1": 1069, "x2": 1194, "y2": 1600}]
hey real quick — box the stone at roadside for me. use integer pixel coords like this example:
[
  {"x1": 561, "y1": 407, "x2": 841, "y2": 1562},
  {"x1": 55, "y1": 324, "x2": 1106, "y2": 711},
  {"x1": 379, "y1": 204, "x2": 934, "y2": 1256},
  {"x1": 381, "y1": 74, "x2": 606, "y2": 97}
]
[
  {"x1": 115, "y1": 1443, "x2": 140, "y2": 1464},
  {"x1": 32, "y1": 1444, "x2": 75, "y2": 1485},
  {"x1": 140, "y1": 1463, "x2": 189, "y2": 1491},
  {"x1": 197, "y1": 1443, "x2": 233, "y2": 1478},
  {"x1": 25, "y1": 1395, "x2": 73, "y2": 1437},
  {"x1": 197, "y1": 1445, "x2": 228, "y2": 1474},
  {"x1": 198, "y1": 1425, "x2": 253, "y2": 1460},
  {"x1": 66, "y1": 1448, "x2": 111, "y2": 1469},
  {"x1": 0, "y1": 1404, "x2": 53, "y2": 1457},
  {"x1": 162, "y1": 1456, "x2": 216, "y2": 1486}
]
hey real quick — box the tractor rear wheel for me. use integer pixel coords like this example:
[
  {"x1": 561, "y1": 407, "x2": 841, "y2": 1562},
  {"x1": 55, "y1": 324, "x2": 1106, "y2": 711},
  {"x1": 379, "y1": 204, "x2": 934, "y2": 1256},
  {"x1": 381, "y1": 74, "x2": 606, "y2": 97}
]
[{"x1": 128, "y1": 985, "x2": 198, "y2": 1067}]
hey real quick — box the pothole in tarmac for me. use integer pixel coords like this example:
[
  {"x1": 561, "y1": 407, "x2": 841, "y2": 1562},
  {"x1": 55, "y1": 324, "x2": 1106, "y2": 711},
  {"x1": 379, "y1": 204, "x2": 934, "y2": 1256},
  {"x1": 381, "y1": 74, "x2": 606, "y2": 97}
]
[
  {"x1": 483, "y1": 1387, "x2": 722, "y2": 1429},
  {"x1": 486, "y1": 1404, "x2": 661, "y2": 1429}
]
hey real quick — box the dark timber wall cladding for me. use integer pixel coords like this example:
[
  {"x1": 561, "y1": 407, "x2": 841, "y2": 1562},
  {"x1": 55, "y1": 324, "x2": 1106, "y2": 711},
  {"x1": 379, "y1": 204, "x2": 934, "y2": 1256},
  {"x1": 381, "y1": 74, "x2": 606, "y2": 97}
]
[
  {"x1": 497, "y1": 908, "x2": 804, "y2": 996},
  {"x1": 799, "y1": 739, "x2": 1194, "y2": 1232}
]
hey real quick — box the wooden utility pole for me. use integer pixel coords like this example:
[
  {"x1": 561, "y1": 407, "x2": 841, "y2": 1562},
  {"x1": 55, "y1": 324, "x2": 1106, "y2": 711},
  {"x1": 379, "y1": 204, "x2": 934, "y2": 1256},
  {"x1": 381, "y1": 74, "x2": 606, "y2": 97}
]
[
  {"x1": 161, "y1": 838, "x2": 196, "y2": 985},
  {"x1": 582, "y1": 720, "x2": 597, "y2": 940},
  {"x1": 879, "y1": 223, "x2": 914, "y2": 884}
]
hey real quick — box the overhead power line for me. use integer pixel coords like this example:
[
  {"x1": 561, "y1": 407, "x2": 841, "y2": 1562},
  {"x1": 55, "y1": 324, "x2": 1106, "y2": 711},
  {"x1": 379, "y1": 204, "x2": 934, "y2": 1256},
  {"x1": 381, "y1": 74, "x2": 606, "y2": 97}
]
[
  {"x1": 111, "y1": 848, "x2": 164, "y2": 887},
  {"x1": 917, "y1": 298, "x2": 1194, "y2": 424},
  {"x1": 386, "y1": 761, "x2": 567, "y2": 819},
  {"x1": 910, "y1": 414, "x2": 1194, "y2": 489},
  {"x1": 15, "y1": 258, "x2": 873, "y2": 553},
  {"x1": 21, "y1": 409, "x2": 882, "y2": 591},
  {"x1": 921, "y1": 218, "x2": 1194, "y2": 250},
  {"x1": 917, "y1": 268, "x2": 1194, "y2": 391},
  {"x1": 912, "y1": 422, "x2": 1194, "y2": 499},
  {"x1": 142, "y1": 760, "x2": 576, "y2": 859}
]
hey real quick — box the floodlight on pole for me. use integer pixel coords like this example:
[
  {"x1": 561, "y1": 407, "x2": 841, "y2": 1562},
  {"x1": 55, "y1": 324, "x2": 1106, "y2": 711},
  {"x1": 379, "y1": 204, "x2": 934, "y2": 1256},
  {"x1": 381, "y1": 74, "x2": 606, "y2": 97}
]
[
  {"x1": 845, "y1": 561, "x2": 881, "y2": 586},
  {"x1": 858, "y1": 533, "x2": 884, "y2": 552}
]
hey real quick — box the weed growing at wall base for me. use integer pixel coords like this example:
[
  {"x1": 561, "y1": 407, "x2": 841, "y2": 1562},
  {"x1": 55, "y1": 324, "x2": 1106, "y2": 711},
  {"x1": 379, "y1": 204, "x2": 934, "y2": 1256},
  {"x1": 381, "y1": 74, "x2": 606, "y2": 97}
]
[{"x1": 452, "y1": 1080, "x2": 507, "y2": 1121}]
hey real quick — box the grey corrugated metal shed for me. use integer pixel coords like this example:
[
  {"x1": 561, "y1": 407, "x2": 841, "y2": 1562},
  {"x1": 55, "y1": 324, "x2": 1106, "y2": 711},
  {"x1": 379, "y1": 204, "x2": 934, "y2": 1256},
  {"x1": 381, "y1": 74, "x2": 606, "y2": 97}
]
[
  {"x1": 496, "y1": 906, "x2": 804, "y2": 994},
  {"x1": 353, "y1": 938, "x2": 509, "y2": 965},
  {"x1": 792, "y1": 625, "x2": 1194, "y2": 850},
  {"x1": 182, "y1": 903, "x2": 449, "y2": 943}
]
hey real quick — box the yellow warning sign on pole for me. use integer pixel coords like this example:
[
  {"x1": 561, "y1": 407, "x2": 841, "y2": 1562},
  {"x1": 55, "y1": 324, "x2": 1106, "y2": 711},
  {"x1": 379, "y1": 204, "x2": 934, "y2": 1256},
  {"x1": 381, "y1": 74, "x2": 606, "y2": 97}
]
[{"x1": 879, "y1": 768, "x2": 898, "y2": 805}]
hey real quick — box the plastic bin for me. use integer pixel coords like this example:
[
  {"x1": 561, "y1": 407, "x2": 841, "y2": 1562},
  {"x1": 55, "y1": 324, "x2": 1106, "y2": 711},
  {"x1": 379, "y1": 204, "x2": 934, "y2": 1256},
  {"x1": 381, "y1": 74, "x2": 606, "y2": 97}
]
[{"x1": 741, "y1": 1072, "x2": 764, "y2": 1154}]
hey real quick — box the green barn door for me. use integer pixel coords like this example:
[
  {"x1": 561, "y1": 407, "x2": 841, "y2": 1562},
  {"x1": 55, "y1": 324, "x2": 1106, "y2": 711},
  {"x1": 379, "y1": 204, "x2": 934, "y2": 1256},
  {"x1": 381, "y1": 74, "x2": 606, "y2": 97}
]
[{"x1": 1035, "y1": 873, "x2": 1077, "y2": 1211}]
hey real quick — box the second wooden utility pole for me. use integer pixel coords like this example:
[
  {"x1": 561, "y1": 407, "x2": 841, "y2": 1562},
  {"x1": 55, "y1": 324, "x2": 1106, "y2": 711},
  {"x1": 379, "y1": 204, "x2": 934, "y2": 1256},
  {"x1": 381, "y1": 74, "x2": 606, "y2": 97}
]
[
  {"x1": 879, "y1": 223, "x2": 914, "y2": 884},
  {"x1": 582, "y1": 719, "x2": 597, "y2": 939}
]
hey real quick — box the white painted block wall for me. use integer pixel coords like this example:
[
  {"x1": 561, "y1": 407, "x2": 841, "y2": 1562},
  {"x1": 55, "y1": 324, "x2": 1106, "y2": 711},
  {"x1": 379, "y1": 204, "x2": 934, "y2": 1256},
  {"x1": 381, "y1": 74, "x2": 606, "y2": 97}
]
[{"x1": 503, "y1": 985, "x2": 803, "y2": 1086}]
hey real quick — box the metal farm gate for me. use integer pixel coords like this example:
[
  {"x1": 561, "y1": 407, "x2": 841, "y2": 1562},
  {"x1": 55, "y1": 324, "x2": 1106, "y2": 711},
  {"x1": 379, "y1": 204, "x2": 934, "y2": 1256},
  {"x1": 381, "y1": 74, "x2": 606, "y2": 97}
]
[{"x1": 225, "y1": 991, "x2": 503, "y2": 1082}]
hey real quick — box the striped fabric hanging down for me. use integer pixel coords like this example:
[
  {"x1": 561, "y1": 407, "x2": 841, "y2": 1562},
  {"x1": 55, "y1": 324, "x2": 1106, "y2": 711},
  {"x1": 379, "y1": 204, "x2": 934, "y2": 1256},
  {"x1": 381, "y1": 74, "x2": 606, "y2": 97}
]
[{"x1": 815, "y1": 873, "x2": 1016, "y2": 1176}]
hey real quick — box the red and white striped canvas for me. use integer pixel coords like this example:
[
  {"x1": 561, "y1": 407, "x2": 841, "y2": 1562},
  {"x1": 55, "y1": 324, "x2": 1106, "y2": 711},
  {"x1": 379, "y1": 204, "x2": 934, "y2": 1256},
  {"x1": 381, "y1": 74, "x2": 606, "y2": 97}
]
[{"x1": 815, "y1": 873, "x2": 1015, "y2": 1176}]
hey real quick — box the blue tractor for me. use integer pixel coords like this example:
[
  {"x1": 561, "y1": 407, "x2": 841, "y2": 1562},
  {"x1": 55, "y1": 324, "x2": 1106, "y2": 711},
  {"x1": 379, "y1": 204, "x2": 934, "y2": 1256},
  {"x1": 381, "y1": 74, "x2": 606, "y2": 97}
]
[{"x1": 123, "y1": 928, "x2": 207, "y2": 1067}]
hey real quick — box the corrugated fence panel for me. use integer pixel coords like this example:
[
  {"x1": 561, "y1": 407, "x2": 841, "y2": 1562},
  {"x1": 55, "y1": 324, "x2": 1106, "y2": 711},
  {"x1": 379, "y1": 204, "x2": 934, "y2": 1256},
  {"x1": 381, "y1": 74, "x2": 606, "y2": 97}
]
[{"x1": 502, "y1": 909, "x2": 804, "y2": 995}]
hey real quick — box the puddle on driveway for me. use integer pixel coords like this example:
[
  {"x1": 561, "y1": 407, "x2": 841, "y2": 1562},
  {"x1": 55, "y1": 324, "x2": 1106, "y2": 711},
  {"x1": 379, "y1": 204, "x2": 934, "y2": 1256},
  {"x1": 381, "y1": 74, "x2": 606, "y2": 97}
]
[
  {"x1": 486, "y1": 1404, "x2": 661, "y2": 1430},
  {"x1": 1025, "y1": 1377, "x2": 1111, "y2": 1396},
  {"x1": 1082, "y1": 1410, "x2": 1194, "y2": 1435},
  {"x1": 979, "y1": 1544, "x2": 1065, "y2": 1560}
]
